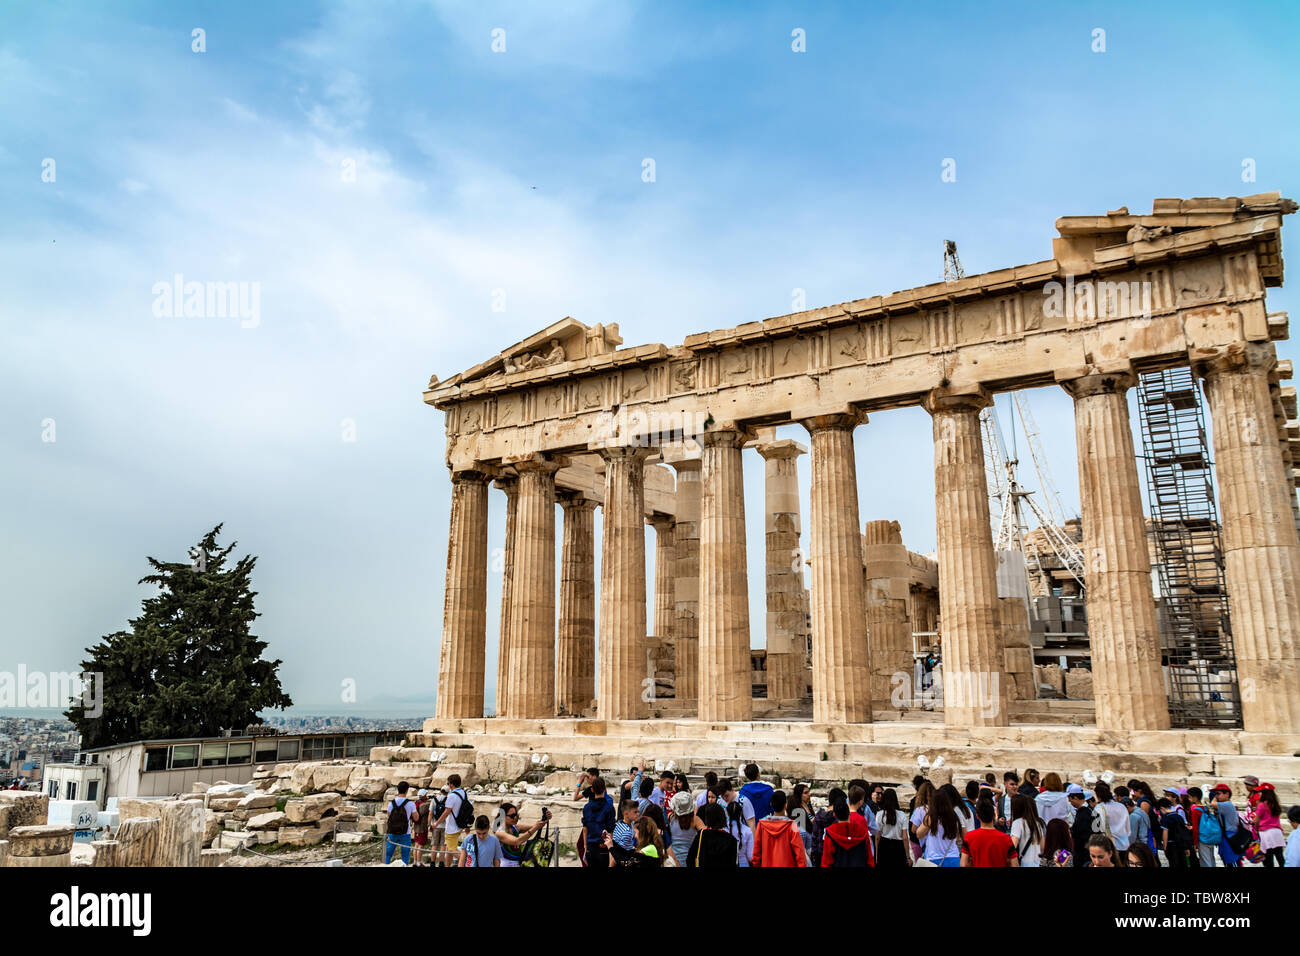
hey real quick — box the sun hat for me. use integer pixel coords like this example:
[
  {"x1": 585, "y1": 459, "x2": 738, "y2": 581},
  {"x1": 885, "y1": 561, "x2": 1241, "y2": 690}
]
[{"x1": 671, "y1": 791, "x2": 695, "y2": 817}]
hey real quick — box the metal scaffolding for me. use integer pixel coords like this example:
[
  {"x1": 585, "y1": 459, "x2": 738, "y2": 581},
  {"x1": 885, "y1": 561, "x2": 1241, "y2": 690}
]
[{"x1": 1136, "y1": 366, "x2": 1241, "y2": 728}]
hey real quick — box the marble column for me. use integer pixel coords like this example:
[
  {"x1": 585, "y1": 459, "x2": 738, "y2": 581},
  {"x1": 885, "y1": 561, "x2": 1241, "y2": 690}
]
[
  {"x1": 862, "y1": 519, "x2": 914, "y2": 709},
  {"x1": 505, "y1": 456, "x2": 560, "y2": 719},
  {"x1": 1197, "y1": 343, "x2": 1300, "y2": 732},
  {"x1": 598, "y1": 447, "x2": 651, "y2": 720},
  {"x1": 556, "y1": 493, "x2": 597, "y2": 716},
  {"x1": 757, "y1": 440, "x2": 807, "y2": 704},
  {"x1": 669, "y1": 459, "x2": 702, "y2": 708},
  {"x1": 801, "y1": 414, "x2": 873, "y2": 724},
  {"x1": 924, "y1": 387, "x2": 1011, "y2": 727},
  {"x1": 649, "y1": 515, "x2": 677, "y2": 645},
  {"x1": 436, "y1": 469, "x2": 489, "y2": 719},
  {"x1": 1060, "y1": 370, "x2": 1170, "y2": 731},
  {"x1": 698, "y1": 430, "x2": 752, "y2": 722},
  {"x1": 493, "y1": 476, "x2": 518, "y2": 718}
]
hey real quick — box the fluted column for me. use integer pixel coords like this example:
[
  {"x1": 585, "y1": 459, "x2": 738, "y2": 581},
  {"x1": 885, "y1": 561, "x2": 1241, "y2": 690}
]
[
  {"x1": 698, "y1": 430, "x2": 752, "y2": 722},
  {"x1": 649, "y1": 515, "x2": 677, "y2": 644},
  {"x1": 801, "y1": 414, "x2": 872, "y2": 723},
  {"x1": 669, "y1": 459, "x2": 702, "y2": 709},
  {"x1": 506, "y1": 456, "x2": 560, "y2": 718},
  {"x1": 493, "y1": 477, "x2": 518, "y2": 718},
  {"x1": 556, "y1": 493, "x2": 597, "y2": 716},
  {"x1": 1197, "y1": 343, "x2": 1300, "y2": 732},
  {"x1": 1061, "y1": 370, "x2": 1170, "y2": 730},
  {"x1": 862, "y1": 519, "x2": 914, "y2": 709},
  {"x1": 924, "y1": 387, "x2": 1011, "y2": 726},
  {"x1": 437, "y1": 470, "x2": 490, "y2": 719},
  {"x1": 598, "y1": 448, "x2": 651, "y2": 719},
  {"x1": 757, "y1": 440, "x2": 808, "y2": 704}
]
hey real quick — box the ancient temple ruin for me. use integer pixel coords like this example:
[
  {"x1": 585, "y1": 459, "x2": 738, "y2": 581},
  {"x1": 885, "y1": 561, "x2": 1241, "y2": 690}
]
[{"x1": 424, "y1": 194, "x2": 1300, "y2": 745}]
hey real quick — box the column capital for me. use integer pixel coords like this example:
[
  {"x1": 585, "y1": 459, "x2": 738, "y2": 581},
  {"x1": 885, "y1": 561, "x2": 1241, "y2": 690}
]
[
  {"x1": 507, "y1": 453, "x2": 565, "y2": 475},
  {"x1": 647, "y1": 513, "x2": 675, "y2": 532},
  {"x1": 798, "y1": 410, "x2": 866, "y2": 434},
  {"x1": 449, "y1": 468, "x2": 491, "y2": 485},
  {"x1": 755, "y1": 438, "x2": 808, "y2": 461},
  {"x1": 1192, "y1": 342, "x2": 1278, "y2": 379},
  {"x1": 595, "y1": 445, "x2": 653, "y2": 464},
  {"x1": 557, "y1": 490, "x2": 597, "y2": 512},
  {"x1": 922, "y1": 384, "x2": 993, "y2": 416},
  {"x1": 697, "y1": 426, "x2": 749, "y2": 448},
  {"x1": 1056, "y1": 365, "x2": 1137, "y2": 398},
  {"x1": 669, "y1": 457, "x2": 702, "y2": 475},
  {"x1": 492, "y1": 474, "x2": 518, "y2": 495}
]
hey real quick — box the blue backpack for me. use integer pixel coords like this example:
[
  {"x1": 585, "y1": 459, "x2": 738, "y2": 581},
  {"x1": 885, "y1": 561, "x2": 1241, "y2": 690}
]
[{"x1": 1198, "y1": 807, "x2": 1223, "y2": 846}]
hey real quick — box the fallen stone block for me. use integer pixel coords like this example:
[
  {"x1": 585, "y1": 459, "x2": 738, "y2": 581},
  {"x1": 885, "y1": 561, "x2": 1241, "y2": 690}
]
[
  {"x1": 8, "y1": 824, "x2": 75, "y2": 857},
  {"x1": 284, "y1": 792, "x2": 341, "y2": 824},
  {"x1": 247, "y1": 811, "x2": 287, "y2": 831},
  {"x1": 347, "y1": 776, "x2": 389, "y2": 800},
  {"x1": 201, "y1": 848, "x2": 233, "y2": 867},
  {"x1": 236, "y1": 793, "x2": 278, "y2": 810},
  {"x1": 0, "y1": 792, "x2": 49, "y2": 833}
]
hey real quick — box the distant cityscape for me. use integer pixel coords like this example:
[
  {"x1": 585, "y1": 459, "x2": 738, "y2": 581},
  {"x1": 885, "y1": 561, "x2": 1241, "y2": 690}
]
[{"x1": 0, "y1": 711, "x2": 422, "y2": 787}]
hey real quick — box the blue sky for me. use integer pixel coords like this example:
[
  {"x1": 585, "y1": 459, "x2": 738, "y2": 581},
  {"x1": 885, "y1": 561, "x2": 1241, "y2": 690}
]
[{"x1": 2, "y1": 0, "x2": 1297, "y2": 715}]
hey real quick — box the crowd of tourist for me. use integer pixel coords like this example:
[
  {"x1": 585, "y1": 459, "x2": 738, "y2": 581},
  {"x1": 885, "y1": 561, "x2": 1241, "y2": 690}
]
[{"x1": 380, "y1": 763, "x2": 1300, "y2": 867}]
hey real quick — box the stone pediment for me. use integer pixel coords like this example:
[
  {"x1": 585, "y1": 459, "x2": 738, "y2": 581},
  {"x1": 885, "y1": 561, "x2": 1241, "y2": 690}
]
[{"x1": 436, "y1": 318, "x2": 623, "y2": 388}]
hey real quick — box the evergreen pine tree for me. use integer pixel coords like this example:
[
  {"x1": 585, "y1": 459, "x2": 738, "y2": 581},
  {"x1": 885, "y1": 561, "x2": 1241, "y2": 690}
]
[{"x1": 66, "y1": 525, "x2": 293, "y2": 748}]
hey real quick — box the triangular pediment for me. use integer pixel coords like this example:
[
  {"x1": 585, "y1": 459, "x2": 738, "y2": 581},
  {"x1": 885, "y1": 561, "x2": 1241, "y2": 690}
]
[{"x1": 452, "y1": 317, "x2": 623, "y2": 385}]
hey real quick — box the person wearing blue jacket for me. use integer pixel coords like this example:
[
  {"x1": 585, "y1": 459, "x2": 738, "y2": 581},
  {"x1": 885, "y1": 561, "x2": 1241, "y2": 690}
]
[
  {"x1": 739, "y1": 763, "x2": 774, "y2": 824},
  {"x1": 582, "y1": 776, "x2": 616, "y2": 869}
]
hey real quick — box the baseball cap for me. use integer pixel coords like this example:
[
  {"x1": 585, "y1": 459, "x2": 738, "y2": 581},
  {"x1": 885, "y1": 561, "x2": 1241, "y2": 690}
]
[{"x1": 1066, "y1": 784, "x2": 1084, "y2": 795}]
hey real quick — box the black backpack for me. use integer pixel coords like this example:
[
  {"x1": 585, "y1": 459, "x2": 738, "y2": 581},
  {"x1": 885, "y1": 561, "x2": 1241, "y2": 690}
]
[
  {"x1": 387, "y1": 797, "x2": 410, "y2": 835},
  {"x1": 452, "y1": 788, "x2": 475, "y2": 829}
]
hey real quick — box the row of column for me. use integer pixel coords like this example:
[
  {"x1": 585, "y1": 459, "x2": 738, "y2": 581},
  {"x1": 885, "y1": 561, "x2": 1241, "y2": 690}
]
[{"x1": 439, "y1": 344, "x2": 1300, "y2": 733}]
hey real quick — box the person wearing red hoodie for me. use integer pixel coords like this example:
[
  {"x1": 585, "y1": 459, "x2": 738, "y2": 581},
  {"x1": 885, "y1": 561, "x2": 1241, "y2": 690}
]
[
  {"x1": 821, "y1": 799, "x2": 873, "y2": 867},
  {"x1": 752, "y1": 790, "x2": 807, "y2": 867}
]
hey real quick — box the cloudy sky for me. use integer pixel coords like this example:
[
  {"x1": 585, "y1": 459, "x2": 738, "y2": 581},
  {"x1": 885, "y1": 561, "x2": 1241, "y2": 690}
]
[{"x1": 2, "y1": 0, "x2": 1297, "y2": 716}]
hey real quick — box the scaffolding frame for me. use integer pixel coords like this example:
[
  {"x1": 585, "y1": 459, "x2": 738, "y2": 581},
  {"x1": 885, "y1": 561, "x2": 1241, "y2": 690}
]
[{"x1": 1136, "y1": 366, "x2": 1241, "y2": 728}]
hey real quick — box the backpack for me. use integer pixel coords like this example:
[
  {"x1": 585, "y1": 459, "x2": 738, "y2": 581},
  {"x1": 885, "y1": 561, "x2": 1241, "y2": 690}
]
[
  {"x1": 520, "y1": 822, "x2": 556, "y2": 868},
  {"x1": 386, "y1": 797, "x2": 410, "y2": 835},
  {"x1": 1198, "y1": 807, "x2": 1223, "y2": 846},
  {"x1": 451, "y1": 788, "x2": 475, "y2": 829}
]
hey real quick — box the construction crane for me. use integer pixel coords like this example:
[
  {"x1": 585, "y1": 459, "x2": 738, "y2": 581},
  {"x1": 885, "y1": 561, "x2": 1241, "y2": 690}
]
[
  {"x1": 981, "y1": 399, "x2": 1086, "y2": 586},
  {"x1": 943, "y1": 240, "x2": 964, "y2": 282}
]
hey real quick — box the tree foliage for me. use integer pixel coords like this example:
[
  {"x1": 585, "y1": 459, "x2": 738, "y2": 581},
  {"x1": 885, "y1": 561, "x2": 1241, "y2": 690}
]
[{"x1": 66, "y1": 525, "x2": 293, "y2": 749}]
